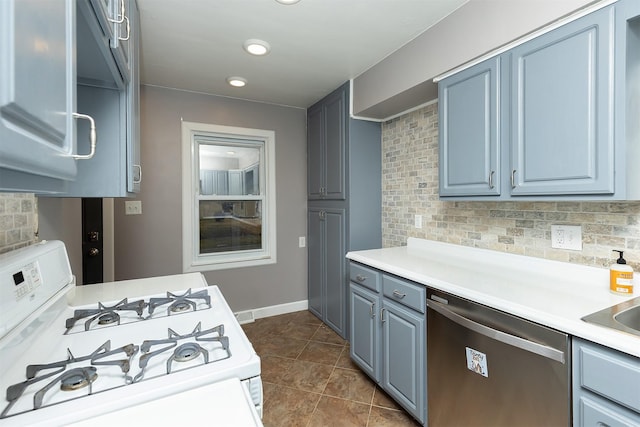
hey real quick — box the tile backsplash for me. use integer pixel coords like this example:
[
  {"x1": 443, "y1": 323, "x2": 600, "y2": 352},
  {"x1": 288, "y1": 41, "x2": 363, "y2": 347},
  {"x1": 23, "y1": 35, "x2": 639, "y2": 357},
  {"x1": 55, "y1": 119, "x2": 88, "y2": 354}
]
[
  {"x1": 381, "y1": 102, "x2": 640, "y2": 272},
  {"x1": 0, "y1": 193, "x2": 38, "y2": 254}
]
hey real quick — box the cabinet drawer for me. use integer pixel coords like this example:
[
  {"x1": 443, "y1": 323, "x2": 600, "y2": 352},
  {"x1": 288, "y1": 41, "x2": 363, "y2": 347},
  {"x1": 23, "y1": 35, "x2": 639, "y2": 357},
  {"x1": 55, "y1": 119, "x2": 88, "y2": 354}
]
[
  {"x1": 382, "y1": 275, "x2": 425, "y2": 313},
  {"x1": 350, "y1": 263, "x2": 380, "y2": 292},
  {"x1": 575, "y1": 339, "x2": 640, "y2": 414},
  {"x1": 578, "y1": 394, "x2": 640, "y2": 427}
]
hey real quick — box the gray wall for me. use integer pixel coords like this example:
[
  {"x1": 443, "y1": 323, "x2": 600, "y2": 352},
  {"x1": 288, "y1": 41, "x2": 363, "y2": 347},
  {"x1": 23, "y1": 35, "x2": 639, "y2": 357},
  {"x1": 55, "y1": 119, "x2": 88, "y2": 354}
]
[
  {"x1": 353, "y1": 0, "x2": 596, "y2": 119},
  {"x1": 113, "y1": 85, "x2": 308, "y2": 312}
]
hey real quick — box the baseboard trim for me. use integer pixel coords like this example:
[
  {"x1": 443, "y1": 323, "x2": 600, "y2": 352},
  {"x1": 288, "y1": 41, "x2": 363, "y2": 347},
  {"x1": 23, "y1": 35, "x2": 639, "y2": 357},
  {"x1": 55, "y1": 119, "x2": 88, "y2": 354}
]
[{"x1": 234, "y1": 300, "x2": 309, "y2": 325}]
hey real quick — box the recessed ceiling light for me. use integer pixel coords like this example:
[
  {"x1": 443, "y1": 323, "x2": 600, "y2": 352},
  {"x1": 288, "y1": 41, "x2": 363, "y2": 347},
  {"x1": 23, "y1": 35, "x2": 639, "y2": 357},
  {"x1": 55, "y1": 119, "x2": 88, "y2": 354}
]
[
  {"x1": 226, "y1": 76, "x2": 247, "y2": 87},
  {"x1": 244, "y1": 39, "x2": 270, "y2": 56},
  {"x1": 275, "y1": 0, "x2": 301, "y2": 4}
]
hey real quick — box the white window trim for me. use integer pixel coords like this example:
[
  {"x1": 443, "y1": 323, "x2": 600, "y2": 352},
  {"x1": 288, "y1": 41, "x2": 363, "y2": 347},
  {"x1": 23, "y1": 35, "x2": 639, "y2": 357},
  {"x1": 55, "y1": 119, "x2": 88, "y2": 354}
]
[{"x1": 181, "y1": 120, "x2": 277, "y2": 272}]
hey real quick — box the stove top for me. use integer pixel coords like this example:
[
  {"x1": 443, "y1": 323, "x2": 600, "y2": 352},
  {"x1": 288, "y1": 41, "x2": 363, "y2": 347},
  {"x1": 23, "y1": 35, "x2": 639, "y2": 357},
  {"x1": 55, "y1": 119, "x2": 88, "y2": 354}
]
[
  {"x1": 64, "y1": 288, "x2": 212, "y2": 334},
  {"x1": 0, "y1": 242, "x2": 261, "y2": 426}
]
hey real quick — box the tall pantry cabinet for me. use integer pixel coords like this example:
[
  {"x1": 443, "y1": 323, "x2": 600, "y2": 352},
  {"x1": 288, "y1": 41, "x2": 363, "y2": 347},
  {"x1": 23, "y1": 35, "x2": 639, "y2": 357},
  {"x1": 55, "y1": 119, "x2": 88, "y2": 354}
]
[{"x1": 307, "y1": 82, "x2": 382, "y2": 339}]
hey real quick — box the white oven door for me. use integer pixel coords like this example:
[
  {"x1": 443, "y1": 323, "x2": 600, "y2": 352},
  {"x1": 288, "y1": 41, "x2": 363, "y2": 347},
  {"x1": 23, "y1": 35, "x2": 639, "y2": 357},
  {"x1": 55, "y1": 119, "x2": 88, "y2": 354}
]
[{"x1": 68, "y1": 377, "x2": 263, "y2": 426}]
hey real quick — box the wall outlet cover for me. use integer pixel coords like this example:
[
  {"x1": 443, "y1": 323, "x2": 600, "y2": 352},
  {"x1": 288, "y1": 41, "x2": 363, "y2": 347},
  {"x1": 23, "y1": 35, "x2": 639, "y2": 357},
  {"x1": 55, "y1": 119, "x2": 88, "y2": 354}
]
[
  {"x1": 125, "y1": 200, "x2": 142, "y2": 215},
  {"x1": 551, "y1": 225, "x2": 582, "y2": 250}
]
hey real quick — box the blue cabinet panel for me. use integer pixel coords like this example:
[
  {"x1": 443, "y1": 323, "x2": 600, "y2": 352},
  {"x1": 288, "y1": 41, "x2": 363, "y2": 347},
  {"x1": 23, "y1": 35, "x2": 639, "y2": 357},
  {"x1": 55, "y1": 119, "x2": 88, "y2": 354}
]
[
  {"x1": 439, "y1": 57, "x2": 500, "y2": 196},
  {"x1": 348, "y1": 263, "x2": 426, "y2": 425},
  {"x1": 324, "y1": 209, "x2": 346, "y2": 335},
  {"x1": 308, "y1": 208, "x2": 324, "y2": 318},
  {"x1": 382, "y1": 298, "x2": 425, "y2": 423},
  {"x1": 439, "y1": 4, "x2": 623, "y2": 200},
  {"x1": 510, "y1": 5, "x2": 615, "y2": 195},
  {"x1": 572, "y1": 337, "x2": 640, "y2": 426},
  {"x1": 349, "y1": 282, "x2": 379, "y2": 381},
  {"x1": 0, "y1": 0, "x2": 77, "y2": 192}
]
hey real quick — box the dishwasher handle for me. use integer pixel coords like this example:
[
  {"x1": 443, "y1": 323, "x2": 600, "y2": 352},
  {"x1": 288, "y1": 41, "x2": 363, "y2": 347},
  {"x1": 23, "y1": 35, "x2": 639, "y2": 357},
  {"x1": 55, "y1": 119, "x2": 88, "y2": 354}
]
[{"x1": 427, "y1": 299, "x2": 566, "y2": 364}]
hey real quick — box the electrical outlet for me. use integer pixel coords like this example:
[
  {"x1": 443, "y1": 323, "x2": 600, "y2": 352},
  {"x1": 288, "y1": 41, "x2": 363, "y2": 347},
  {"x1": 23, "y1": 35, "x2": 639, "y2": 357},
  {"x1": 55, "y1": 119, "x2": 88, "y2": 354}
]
[
  {"x1": 125, "y1": 200, "x2": 142, "y2": 215},
  {"x1": 415, "y1": 214, "x2": 423, "y2": 229},
  {"x1": 551, "y1": 225, "x2": 582, "y2": 250}
]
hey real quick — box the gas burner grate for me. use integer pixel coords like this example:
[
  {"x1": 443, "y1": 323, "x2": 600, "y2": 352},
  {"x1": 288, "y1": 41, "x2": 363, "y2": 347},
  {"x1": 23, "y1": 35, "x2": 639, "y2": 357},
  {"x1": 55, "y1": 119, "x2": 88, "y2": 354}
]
[
  {"x1": 1, "y1": 341, "x2": 138, "y2": 418},
  {"x1": 147, "y1": 289, "x2": 212, "y2": 317},
  {"x1": 133, "y1": 321, "x2": 229, "y2": 383},
  {"x1": 64, "y1": 299, "x2": 146, "y2": 334}
]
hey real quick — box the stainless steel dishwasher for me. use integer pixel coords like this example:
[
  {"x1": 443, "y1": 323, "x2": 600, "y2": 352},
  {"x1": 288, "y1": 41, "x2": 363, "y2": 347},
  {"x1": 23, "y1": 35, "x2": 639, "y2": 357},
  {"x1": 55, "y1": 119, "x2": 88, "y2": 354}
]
[{"x1": 427, "y1": 289, "x2": 570, "y2": 427}]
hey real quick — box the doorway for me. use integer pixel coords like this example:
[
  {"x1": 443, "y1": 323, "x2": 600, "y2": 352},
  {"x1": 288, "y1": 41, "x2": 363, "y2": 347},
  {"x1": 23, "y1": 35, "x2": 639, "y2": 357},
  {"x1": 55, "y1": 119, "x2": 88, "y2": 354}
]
[{"x1": 81, "y1": 198, "x2": 103, "y2": 284}]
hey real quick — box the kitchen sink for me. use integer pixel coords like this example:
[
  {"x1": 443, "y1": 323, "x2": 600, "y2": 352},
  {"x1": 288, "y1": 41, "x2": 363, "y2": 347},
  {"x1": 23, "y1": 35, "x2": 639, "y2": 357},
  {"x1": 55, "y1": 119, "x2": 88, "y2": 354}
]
[{"x1": 582, "y1": 296, "x2": 640, "y2": 337}]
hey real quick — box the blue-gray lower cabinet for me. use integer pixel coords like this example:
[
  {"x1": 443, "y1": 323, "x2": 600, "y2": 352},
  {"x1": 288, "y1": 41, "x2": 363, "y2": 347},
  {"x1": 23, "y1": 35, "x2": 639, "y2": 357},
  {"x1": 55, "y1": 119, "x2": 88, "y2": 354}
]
[
  {"x1": 572, "y1": 337, "x2": 640, "y2": 426},
  {"x1": 381, "y1": 298, "x2": 425, "y2": 423},
  {"x1": 308, "y1": 207, "x2": 346, "y2": 337},
  {"x1": 349, "y1": 282, "x2": 379, "y2": 381},
  {"x1": 349, "y1": 263, "x2": 426, "y2": 425}
]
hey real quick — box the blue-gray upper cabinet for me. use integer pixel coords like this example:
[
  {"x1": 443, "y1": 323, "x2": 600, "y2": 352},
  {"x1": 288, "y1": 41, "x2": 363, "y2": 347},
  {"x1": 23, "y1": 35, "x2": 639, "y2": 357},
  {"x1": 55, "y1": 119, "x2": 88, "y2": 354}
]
[
  {"x1": 86, "y1": 0, "x2": 130, "y2": 87},
  {"x1": 0, "y1": 0, "x2": 77, "y2": 193},
  {"x1": 439, "y1": 57, "x2": 500, "y2": 196},
  {"x1": 52, "y1": 0, "x2": 140, "y2": 197},
  {"x1": 307, "y1": 85, "x2": 346, "y2": 200},
  {"x1": 510, "y1": 5, "x2": 614, "y2": 196},
  {"x1": 439, "y1": 4, "x2": 626, "y2": 200},
  {"x1": 110, "y1": 0, "x2": 132, "y2": 83}
]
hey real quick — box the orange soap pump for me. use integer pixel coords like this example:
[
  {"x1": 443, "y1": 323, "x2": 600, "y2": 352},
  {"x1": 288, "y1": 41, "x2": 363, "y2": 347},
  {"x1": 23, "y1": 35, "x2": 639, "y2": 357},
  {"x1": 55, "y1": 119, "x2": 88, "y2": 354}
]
[{"x1": 610, "y1": 250, "x2": 634, "y2": 295}]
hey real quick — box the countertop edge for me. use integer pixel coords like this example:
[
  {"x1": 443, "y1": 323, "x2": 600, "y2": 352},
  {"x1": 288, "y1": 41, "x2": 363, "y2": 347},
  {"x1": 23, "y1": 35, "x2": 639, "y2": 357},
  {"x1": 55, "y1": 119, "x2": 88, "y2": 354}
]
[{"x1": 347, "y1": 241, "x2": 640, "y2": 359}]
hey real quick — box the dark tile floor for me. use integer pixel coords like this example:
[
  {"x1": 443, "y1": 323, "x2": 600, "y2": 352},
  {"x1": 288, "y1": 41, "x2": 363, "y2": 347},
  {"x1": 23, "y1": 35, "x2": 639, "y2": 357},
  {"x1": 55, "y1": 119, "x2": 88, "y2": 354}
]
[{"x1": 241, "y1": 310, "x2": 421, "y2": 427}]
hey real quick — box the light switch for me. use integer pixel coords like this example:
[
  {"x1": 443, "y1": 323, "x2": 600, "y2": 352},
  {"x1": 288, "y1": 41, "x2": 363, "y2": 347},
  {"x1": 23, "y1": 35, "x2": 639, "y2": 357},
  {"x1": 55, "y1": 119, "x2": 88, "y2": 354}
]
[{"x1": 299, "y1": 236, "x2": 306, "y2": 248}]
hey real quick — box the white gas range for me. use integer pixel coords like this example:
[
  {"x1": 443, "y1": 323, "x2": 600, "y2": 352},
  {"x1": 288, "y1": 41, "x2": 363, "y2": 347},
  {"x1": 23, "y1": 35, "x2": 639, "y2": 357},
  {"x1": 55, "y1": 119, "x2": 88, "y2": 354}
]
[{"x1": 0, "y1": 241, "x2": 262, "y2": 426}]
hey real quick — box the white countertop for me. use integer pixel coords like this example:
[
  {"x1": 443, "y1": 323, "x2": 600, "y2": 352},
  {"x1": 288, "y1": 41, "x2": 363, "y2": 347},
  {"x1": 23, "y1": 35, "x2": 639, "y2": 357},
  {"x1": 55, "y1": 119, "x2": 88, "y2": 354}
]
[{"x1": 347, "y1": 238, "x2": 640, "y2": 358}]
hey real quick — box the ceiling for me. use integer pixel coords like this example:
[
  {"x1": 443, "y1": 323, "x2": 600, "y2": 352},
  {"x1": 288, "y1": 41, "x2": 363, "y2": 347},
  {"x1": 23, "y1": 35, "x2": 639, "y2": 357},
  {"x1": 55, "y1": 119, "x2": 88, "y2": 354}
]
[{"x1": 136, "y1": 0, "x2": 468, "y2": 110}]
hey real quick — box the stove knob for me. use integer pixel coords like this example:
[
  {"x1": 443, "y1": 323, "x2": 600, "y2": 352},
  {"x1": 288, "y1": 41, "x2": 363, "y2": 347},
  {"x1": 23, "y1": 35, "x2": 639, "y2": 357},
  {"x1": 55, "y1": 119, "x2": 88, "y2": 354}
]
[{"x1": 88, "y1": 247, "x2": 100, "y2": 257}]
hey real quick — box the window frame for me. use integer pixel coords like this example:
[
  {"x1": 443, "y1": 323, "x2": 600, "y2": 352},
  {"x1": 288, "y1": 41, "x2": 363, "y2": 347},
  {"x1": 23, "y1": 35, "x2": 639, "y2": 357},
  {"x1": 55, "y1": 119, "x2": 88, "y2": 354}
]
[{"x1": 181, "y1": 121, "x2": 277, "y2": 272}]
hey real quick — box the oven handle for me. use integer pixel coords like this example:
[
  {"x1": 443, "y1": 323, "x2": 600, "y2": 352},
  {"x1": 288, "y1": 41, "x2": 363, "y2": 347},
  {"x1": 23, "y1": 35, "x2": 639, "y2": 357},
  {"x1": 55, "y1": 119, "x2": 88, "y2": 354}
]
[{"x1": 427, "y1": 299, "x2": 565, "y2": 364}]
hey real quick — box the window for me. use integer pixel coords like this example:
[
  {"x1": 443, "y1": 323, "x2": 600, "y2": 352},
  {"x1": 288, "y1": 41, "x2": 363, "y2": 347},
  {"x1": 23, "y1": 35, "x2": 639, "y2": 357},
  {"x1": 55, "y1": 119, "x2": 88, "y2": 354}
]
[{"x1": 182, "y1": 121, "x2": 276, "y2": 271}]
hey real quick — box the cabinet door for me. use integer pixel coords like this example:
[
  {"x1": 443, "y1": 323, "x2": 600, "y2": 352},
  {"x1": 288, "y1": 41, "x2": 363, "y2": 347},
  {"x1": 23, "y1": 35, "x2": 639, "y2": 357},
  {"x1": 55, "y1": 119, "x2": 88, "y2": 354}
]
[
  {"x1": 349, "y1": 283, "x2": 380, "y2": 381},
  {"x1": 324, "y1": 208, "x2": 346, "y2": 337},
  {"x1": 323, "y1": 88, "x2": 346, "y2": 200},
  {"x1": 109, "y1": 0, "x2": 131, "y2": 83},
  {"x1": 0, "y1": 0, "x2": 77, "y2": 192},
  {"x1": 382, "y1": 299, "x2": 425, "y2": 424},
  {"x1": 307, "y1": 208, "x2": 324, "y2": 318},
  {"x1": 439, "y1": 57, "x2": 500, "y2": 196},
  {"x1": 228, "y1": 170, "x2": 244, "y2": 195},
  {"x1": 576, "y1": 394, "x2": 640, "y2": 427},
  {"x1": 307, "y1": 104, "x2": 324, "y2": 199},
  {"x1": 125, "y1": 0, "x2": 140, "y2": 193},
  {"x1": 214, "y1": 170, "x2": 228, "y2": 195},
  {"x1": 510, "y1": 5, "x2": 614, "y2": 196}
]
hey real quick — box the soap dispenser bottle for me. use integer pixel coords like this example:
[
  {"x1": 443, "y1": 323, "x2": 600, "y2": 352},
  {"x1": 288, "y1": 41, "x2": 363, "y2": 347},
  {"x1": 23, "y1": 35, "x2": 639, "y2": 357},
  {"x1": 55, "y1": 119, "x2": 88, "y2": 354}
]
[{"x1": 610, "y1": 250, "x2": 634, "y2": 295}]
